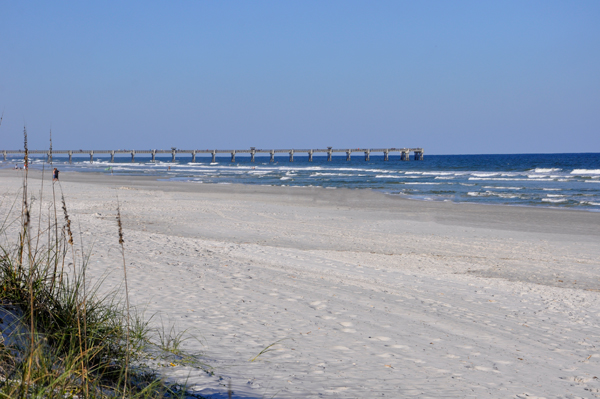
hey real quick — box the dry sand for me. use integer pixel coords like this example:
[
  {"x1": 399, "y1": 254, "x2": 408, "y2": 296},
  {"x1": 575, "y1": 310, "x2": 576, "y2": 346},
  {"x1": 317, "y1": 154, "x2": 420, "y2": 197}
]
[{"x1": 2, "y1": 169, "x2": 600, "y2": 398}]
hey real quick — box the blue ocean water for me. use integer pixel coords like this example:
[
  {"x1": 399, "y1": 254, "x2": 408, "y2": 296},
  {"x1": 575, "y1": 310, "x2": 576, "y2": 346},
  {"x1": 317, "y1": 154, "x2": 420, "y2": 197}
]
[{"x1": 6, "y1": 152, "x2": 600, "y2": 211}]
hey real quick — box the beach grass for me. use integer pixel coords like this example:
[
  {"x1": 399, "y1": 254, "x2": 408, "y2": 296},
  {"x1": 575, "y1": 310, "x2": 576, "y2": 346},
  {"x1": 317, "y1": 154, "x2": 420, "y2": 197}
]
[{"x1": 0, "y1": 132, "x2": 209, "y2": 398}]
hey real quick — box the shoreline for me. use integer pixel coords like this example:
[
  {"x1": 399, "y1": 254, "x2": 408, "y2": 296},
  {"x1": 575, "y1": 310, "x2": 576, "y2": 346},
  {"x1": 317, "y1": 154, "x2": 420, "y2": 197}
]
[
  {"x1": 3, "y1": 153, "x2": 600, "y2": 213},
  {"x1": 4, "y1": 168, "x2": 600, "y2": 237}
]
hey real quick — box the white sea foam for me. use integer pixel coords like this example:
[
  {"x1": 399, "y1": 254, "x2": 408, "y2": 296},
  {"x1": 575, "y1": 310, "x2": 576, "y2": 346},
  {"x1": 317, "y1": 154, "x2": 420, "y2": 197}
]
[
  {"x1": 585, "y1": 180, "x2": 600, "y2": 183},
  {"x1": 546, "y1": 194, "x2": 565, "y2": 198},
  {"x1": 469, "y1": 177, "x2": 554, "y2": 181},
  {"x1": 434, "y1": 176, "x2": 455, "y2": 180},
  {"x1": 542, "y1": 188, "x2": 561, "y2": 191},
  {"x1": 403, "y1": 182, "x2": 442, "y2": 185},
  {"x1": 542, "y1": 198, "x2": 568, "y2": 203},
  {"x1": 467, "y1": 191, "x2": 517, "y2": 199},
  {"x1": 248, "y1": 170, "x2": 271, "y2": 175},
  {"x1": 280, "y1": 177, "x2": 292, "y2": 180},
  {"x1": 471, "y1": 173, "x2": 499, "y2": 177},
  {"x1": 310, "y1": 173, "x2": 350, "y2": 177},
  {"x1": 571, "y1": 169, "x2": 600, "y2": 175},
  {"x1": 375, "y1": 175, "x2": 404, "y2": 179},
  {"x1": 467, "y1": 192, "x2": 490, "y2": 197},
  {"x1": 330, "y1": 167, "x2": 389, "y2": 173},
  {"x1": 580, "y1": 201, "x2": 600, "y2": 206},
  {"x1": 531, "y1": 168, "x2": 562, "y2": 173}
]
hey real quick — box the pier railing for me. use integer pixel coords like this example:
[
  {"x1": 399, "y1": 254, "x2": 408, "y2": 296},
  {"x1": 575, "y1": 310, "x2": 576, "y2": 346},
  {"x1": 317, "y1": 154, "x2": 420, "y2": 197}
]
[{"x1": 1, "y1": 147, "x2": 424, "y2": 163}]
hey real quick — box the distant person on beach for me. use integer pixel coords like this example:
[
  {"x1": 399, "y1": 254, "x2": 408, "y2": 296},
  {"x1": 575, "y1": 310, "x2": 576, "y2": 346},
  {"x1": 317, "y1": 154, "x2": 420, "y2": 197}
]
[
  {"x1": 14, "y1": 164, "x2": 18, "y2": 169},
  {"x1": 53, "y1": 168, "x2": 59, "y2": 181}
]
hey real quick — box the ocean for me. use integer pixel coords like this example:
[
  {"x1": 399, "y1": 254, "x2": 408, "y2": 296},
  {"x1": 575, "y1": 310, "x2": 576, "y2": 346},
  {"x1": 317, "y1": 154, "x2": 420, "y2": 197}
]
[{"x1": 6, "y1": 152, "x2": 600, "y2": 211}]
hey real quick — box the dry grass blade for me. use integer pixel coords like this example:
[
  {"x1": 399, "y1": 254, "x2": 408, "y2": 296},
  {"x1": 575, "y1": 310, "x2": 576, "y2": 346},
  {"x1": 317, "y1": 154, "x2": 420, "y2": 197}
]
[
  {"x1": 116, "y1": 199, "x2": 131, "y2": 398},
  {"x1": 1, "y1": 156, "x2": 209, "y2": 398}
]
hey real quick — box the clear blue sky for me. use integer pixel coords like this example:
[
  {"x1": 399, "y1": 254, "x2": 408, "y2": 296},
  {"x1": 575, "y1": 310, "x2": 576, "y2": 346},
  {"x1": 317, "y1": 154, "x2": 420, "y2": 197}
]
[{"x1": 1, "y1": 1, "x2": 598, "y2": 154}]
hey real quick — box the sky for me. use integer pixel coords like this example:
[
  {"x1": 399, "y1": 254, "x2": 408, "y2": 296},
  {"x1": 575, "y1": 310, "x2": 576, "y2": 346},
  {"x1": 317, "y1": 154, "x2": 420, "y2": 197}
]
[{"x1": 0, "y1": 1, "x2": 599, "y2": 155}]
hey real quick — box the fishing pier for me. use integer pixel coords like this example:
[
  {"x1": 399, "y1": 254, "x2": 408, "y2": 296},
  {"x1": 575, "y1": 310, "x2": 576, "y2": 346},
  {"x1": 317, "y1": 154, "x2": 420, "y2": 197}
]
[{"x1": 2, "y1": 147, "x2": 424, "y2": 163}]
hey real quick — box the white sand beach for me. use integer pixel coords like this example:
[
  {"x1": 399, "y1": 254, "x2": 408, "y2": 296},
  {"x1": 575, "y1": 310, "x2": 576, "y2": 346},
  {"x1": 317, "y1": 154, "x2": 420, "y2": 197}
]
[{"x1": 2, "y1": 169, "x2": 600, "y2": 398}]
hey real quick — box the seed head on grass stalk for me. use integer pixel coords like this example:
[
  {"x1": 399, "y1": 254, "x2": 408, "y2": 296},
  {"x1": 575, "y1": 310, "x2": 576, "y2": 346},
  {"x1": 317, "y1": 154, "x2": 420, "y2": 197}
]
[
  {"x1": 1, "y1": 168, "x2": 205, "y2": 397},
  {"x1": 116, "y1": 199, "x2": 131, "y2": 397},
  {"x1": 49, "y1": 130, "x2": 60, "y2": 293}
]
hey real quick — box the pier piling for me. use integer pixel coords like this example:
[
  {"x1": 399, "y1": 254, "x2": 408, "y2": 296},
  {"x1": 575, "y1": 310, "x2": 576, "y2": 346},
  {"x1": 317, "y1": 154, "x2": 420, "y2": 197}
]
[
  {"x1": 151, "y1": 150, "x2": 156, "y2": 163},
  {"x1": 192, "y1": 150, "x2": 197, "y2": 163},
  {"x1": 364, "y1": 149, "x2": 370, "y2": 161},
  {"x1": 270, "y1": 150, "x2": 275, "y2": 163},
  {"x1": 131, "y1": 150, "x2": 135, "y2": 163},
  {"x1": 384, "y1": 149, "x2": 389, "y2": 161},
  {"x1": 211, "y1": 151, "x2": 216, "y2": 163},
  {"x1": 231, "y1": 150, "x2": 236, "y2": 162},
  {"x1": 327, "y1": 147, "x2": 333, "y2": 161},
  {"x1": 346, "y1": 150, "x2": 351, "y2": 161},
  {"x1": 289, "y1": 150, "x2": 294, "y2": 162},
  {"x1": 308, "y1": 150, "x2": 313, "y2": 162},
  {"x1": 171, "y1": 148, "x2": 176, "y2": 162},
  {"x1": 89, "y1": 151, "x2": 94, "y2": 164},
  {"x1": 401, "y1": 150, "x2": 410, "y2": 161},
  {"x1": 250, "y1": 148, "x2": 256, "y2": 163},
  {"x1": 69, "y1": 151, "x2": 73, "y2": 163}
]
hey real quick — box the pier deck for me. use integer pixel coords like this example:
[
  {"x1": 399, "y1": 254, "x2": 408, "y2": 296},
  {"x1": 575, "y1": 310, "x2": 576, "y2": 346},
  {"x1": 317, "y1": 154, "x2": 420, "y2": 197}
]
[{"x1": 2, "y1": 147, "x2": 424, "y2": 163}]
